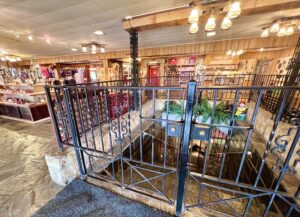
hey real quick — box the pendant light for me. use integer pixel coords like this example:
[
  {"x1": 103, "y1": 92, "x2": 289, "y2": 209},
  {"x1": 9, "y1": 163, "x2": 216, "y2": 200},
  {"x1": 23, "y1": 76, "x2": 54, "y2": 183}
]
[
  {"x1": 286, "y1": 26, "x2": 294, "y2": 36},
  {"x1": 82, "y1": 46, "x2": 87, "y2": 53},
  {"x1": 205, "y1": 14, "x2": 216, "y2": 32},
  {"x1": 261, "y1": 29, "x2": 269, "y2": 38},
  {"x1": 277, "y1": 27, "x2": 286, "y2": 37},
  {"x1": 221, "y1": 16, "x2": 232, "y2": 30},
  {"x1": 188, "y1": 8, "x2": 201, "y2": 24},
  {"x1": 270, "y1": 22, "x2": 280, "y2": 33},
  {"x1": 190, "y1": 22, "x2": 199, "y2": 34},
  {"x1": 100, "y1": 47, "x2": 105, "y2": 53},
  {"x1": 228, "y1": 1, "x2": 241, "y2": 19},
  {"x1": 226, "y1": 50, "x2": 232, "y2": 56}
]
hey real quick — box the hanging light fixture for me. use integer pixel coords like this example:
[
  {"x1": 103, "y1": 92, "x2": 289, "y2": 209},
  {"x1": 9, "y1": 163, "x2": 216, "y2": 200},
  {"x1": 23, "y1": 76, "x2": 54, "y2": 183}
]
[
  {"x1": 228, "y1": 1, "x2": 241, "y2": 19},
  {"x1": 221, "y1": 16, "x2": 232, "y2": 30},
  {"x1": 277, "y1": 27, "x2": 286, "y2": 37},
  {"x1": 261, "y1": 29, "x2": 269, "y2": 38},
  {"x1": 189, "y1": 22, "x2": 199, "y2": 34},
  {"x1": 100, "y1": 47, "x2": 105, "y2": 53},
  {"x1": 92, "y1": 44, "x2": 97, "y2": 51},
  {"x1": 207, "y1": 31, "x2": 216, "y2": 37},
  {"x1": 237, "y1": 50, "x2": 243, "y2": 55},
  {"x1": 82, "y1": 46, "x2": 87, "y2": 53},
  {"x1": 286, "y1": 26, "x2": 294, "y2": 36},
  {"x1": 270, "y1": 22, "x2": 280, "y2": 33},
  {"x1": 226, "y1": 50, "x2": 232, "y2": 56},
  {"x1": 188, "y1": 8, "x2": 201, "y2": 24},
  {"x1": 205, "y1": 14, "x2": 216, "y2": 32}
]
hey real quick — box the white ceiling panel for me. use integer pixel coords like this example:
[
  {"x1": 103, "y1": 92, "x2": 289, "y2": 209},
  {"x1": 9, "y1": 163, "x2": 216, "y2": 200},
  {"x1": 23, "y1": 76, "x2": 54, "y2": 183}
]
[{"x1": 0, "y1": 0, "x2": 299, "y2": 59}]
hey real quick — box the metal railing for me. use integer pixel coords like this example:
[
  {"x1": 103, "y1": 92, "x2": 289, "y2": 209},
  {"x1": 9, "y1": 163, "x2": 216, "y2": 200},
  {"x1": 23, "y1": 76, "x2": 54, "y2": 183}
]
[{"x1": 45, "y1": 80, "x2": 300, "y2": 217}]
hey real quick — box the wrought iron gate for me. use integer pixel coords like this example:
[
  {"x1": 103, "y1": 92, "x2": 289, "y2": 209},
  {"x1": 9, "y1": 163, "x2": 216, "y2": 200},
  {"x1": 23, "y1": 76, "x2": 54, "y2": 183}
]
[{"x1": 47, "y1": 81, "x2": 300, "y2": 217}]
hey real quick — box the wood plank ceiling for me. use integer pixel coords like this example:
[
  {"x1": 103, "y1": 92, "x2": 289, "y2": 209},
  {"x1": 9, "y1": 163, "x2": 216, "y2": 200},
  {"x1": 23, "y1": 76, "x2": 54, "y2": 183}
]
[{"x1": 0, "y1": 0, "x2": 299, "y2": 59}]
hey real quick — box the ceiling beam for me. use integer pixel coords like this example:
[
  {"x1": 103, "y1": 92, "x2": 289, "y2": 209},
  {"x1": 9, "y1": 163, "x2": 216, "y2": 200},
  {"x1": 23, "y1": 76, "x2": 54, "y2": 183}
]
[{"x1": 122, "y1": 0, "x2": 300, "y2": 31}]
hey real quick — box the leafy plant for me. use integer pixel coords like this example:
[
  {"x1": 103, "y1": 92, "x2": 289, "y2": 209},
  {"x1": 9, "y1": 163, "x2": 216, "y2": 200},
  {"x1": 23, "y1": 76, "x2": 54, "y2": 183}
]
[
  {"x1": 194, "y1": 99, "x2": 232, "y2": 124},
  {"x1": 163, "y1": 100, "x2": 184, "y2": 115}
]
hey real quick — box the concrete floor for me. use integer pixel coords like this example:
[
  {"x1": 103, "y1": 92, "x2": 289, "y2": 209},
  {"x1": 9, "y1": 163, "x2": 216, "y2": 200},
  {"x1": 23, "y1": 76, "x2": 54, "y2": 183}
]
[{"x1": 0, "y1": 118, "x2": 62, "y2": 217}]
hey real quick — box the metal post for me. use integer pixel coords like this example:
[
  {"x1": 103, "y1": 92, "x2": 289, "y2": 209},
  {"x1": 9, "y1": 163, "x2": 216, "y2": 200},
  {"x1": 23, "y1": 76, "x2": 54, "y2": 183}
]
[
  {"x1": 44, "y1": 86, "x2": 64, "y2": 150},
  {"x1": 63, "y1": 87, "x2": 87, "y2": 179},
  {"x1": 130, "y1": 28, "x2": 139, "y2": 110},
  {"x1": 176, "y1": 80, "x2": 197, "y2": 216}
]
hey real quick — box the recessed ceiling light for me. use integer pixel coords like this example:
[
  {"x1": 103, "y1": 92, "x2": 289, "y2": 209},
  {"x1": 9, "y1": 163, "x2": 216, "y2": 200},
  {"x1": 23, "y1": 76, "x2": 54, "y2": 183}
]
[
  {"x1": 28, "y1": 35, "x2": 33, "y2": 41},
  {"x1": 93, "y1": 30, "x2": 104, "y2": 35},
  {"x1": 71, "y1": 48, "x2": 77, "y2": 51}
]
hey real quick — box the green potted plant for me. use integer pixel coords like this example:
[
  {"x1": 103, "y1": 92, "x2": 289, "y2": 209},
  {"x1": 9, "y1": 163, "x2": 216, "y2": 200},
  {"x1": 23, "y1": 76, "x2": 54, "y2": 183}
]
[{"x1": 161, "y1": 100, "x2": 184, "y2": 127}]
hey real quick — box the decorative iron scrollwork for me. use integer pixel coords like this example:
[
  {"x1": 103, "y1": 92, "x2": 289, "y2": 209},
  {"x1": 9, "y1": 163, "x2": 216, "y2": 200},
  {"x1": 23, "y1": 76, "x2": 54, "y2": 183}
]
[{"x1": 271, "y1": 127, "x2": 299, "y2": 175}]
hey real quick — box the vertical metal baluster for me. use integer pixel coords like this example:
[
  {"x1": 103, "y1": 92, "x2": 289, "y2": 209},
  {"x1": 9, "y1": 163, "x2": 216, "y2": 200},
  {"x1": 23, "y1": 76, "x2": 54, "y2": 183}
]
[
  {"x1": 236, "y1": 90, "x2": 263, "y2": 182},
  {"x1": 54, "y1": 88, "x2": 69, "y2": 143},
  {"x1": 202, "y1": 90, "x2": 217, "y2": 177},
  {"x1": 84, "y1": 88, "x2": 97, "y2": 150},
  {"x1": 164, "y1": 89, "x2": 170, "y2": 167},
  {"x1": 219, "y1": 90, "x2": 240, "y2": 179},
  {"x1": 139, "y1": 89, "x2": 143, "y2": 162},
  {"x1": 286, "y1": 206, "x2": 293, "y2": 217},
  {"x1": 152, "y1": 89, "x2": 155, "y2": 164},
  {"x1": 243, "y1": 197, "x2": 253, "y2": 217},
  {"x1": 44, "y1": 86, "x2": 63, "y2": 149},
  {"x1": 263, "y1": 127, "x2": 300, "y2": 217},
  {"x1": 115, "y1": 90, "x2": 123, "y2": 153},
  {"x1": 254, "y1": 89, "x2": 291, "y2": 188},
  {"x1": 127, "y1": 89, "x2": 133, "y2": 160},
  {"x1": 93, "y1": 89, "x2": 105, "y2": 152},
  {"x1": 76, "y1": 88, "x2": 88, "y2": 148},
  {"x1": 176, "y1": 80, "x2": 197, "y2": 217}
]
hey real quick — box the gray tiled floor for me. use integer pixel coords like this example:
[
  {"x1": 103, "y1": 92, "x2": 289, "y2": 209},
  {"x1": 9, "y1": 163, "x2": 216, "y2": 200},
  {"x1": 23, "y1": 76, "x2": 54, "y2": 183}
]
[{"x1": 0, "y1": 118, "x2": 62, "y2": 217}]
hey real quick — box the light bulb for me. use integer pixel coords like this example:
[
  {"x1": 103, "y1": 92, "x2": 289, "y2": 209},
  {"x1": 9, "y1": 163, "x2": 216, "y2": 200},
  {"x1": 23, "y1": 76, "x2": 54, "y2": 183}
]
[
  {"x1": 205, "y1": 16, "x2": 216, "y2": 32},
  {"x1": 189, "y1": 22, "x2": 199, "y2": 34},
  {"x1": 261, "y1": 29, "x2": 269, "y2": 38},
  {"x1": 28, "y1": 35, "x2": 33, "y2": 41},
  {"x1": 286, "y1": 26, "x2": 294, "y2": 36},
  {"x1": 82, "y1": 46, "x2": 87, "y2": 53},
  {"x1": 270, "y1": 23, "x2": 280, "y2": 33},
  {"x1": 221, "y1": 16, "x2": 232, "y2": 30},
  {"x1": 277, "y1": 28, "x2": 286, "y2": 37},
  {"x1": 188, "y1": 8, "x2": 201, "y2": 24},
  {"x1": 207, "y1": 31, "x2": 216, "y2": 37},
  {"x1": 228, "y1": 1, "x2": 241, "y2": 19},
  {"x1": 100, "y1": 47, "x2": 105, "y2": 53},
  {"x1": 226, "y1": 50, "x2": 232, "y2": 56}
]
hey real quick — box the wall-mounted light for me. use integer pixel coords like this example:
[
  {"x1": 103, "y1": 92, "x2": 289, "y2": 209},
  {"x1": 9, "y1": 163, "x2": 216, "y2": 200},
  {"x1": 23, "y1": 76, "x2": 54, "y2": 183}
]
[
  {"x1": 221, "y1": 16, "x2": 232, "y2": 30},
  {"x1": 270, "y1": 22, "x2": 280, "y2": 33},
  {"x1": 188, "y1": 8, "x2": 201, "y2": 24},
  {"x1": 286, "y1": 26, "x2": 294, "y2": 36},
  {"x1": 228, "y1": 1, "x2": 241, "y2": 19},
  {"x1": 261, "y1": 29, "x2": 269, "y2": 38},
  {"x1": 189, "y1": 22, "x2": 199, "y2": 34},
  {"x1": 82, "y1": 46, "x2": 87, "y2": 53},
  {"x1": 207, "y1": 31, "x2": 216, "y2": 37},
  {"x1": 205, "y1": 15, "x2": 216, "y2": 32},
  {"x1": 277, "y1": 27, "x2": 286, "y2": 37}
]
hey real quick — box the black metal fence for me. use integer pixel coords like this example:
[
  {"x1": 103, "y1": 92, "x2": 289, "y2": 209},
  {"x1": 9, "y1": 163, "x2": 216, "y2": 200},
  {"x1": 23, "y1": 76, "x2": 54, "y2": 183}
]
[{"x1": 45, "y1": 79, "x2": 300, "y2": 217}]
